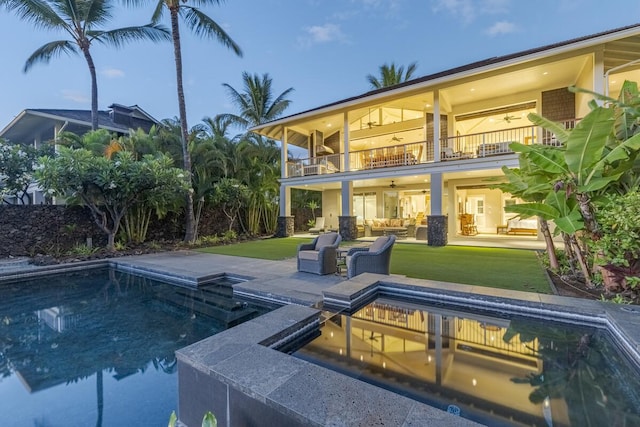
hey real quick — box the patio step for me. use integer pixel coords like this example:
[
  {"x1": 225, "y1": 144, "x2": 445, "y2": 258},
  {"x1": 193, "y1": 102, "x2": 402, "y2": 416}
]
[{"x1": 0, "y1": 257, "x2": 33, "y2": 272}]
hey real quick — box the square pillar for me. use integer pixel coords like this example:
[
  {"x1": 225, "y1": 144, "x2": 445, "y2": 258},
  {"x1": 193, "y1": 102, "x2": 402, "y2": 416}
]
[
  {"x1": 276, "y1": 216, "x2": 294, "y2": 237},
  {"x1": 427, "y1": 215, "x2": 448, "y2": 246}
]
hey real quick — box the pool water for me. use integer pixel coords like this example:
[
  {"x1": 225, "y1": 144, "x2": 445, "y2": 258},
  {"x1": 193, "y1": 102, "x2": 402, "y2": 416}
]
[
  {"x1": 0, "y1": 268, "x2": 273, "y2": 427},
  {"x1": 293, "y1": 298, "x2": 640, "y2": 427}
]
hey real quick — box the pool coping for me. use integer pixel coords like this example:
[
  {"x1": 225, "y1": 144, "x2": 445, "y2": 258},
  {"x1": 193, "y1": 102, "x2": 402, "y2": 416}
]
[
  {"x1": 176, "y1": 273, "x2": 640, "y2": 426},
  {"x1": 3, "y1": 256, "x2": 639, "y2": 426}
]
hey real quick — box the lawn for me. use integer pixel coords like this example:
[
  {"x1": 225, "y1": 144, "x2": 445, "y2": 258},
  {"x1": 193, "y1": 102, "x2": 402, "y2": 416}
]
[{"x1": 197, "y1": 238, "x2": 552, "y2": 294}]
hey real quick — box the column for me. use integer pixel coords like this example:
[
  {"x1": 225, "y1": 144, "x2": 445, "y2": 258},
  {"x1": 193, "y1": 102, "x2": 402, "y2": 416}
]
[
  {"x1": 277, "y1": 129, "x2": 294, "y2": 237},
  {"x1": 427, "y1": 172, "x2": 447, "y2": 246},
  {"x1": 339, "y1": 180, "x2": 357, "y2": 240},
  {"x1": 594, "y1": 48, "x2": 605, "y2": 98},
  {"x1": 343, "y1": 112, "x2": 350, "y2": 172},
  {"x1": 433, "y1": 91, "x2": 441, "y2": 162}
]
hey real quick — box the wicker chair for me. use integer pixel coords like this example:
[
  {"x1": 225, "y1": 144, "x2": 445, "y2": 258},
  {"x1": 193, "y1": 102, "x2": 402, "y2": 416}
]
[
  {"x1": 297, "y1": 232, "x2": 342, "y2": 275},
  {"x1": 346, "y1": 235, "x2": 396, "y2": 279}
]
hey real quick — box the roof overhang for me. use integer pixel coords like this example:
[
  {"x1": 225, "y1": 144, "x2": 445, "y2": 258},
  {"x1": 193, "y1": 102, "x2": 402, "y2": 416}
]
[
  {"x1": 0, "y1": 110, "x2": 125, "y2": 143},
  {"x1": 250, "y1": 24, "x2": 640, "y2": 141}
]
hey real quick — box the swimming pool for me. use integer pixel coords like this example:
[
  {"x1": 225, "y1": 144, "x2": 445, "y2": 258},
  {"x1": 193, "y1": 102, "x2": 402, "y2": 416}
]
[
  {"x1": 292, "y1": 297, "x2": 640, "y2": 426},
  {"x1": 0, "y1": 268, "x2": 275, "y2": 426}
]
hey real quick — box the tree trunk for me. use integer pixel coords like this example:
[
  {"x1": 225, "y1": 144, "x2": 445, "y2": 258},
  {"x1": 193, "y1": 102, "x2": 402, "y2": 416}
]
[
  {"x1": 569, "y1": 234, "x2": 593, "y2": 288},
  {"x1": 81, "y1": 42, "x2": 99, "y2": 131},
  {"x1": 576, "y1": 192, "x2": 599, "y2": 237},
  {"x1": 539, "y1": 217, "x2": 559, "y2": 270},
  {"x1": 169, "y1": 7, "x2": 196, "y2": 243}
]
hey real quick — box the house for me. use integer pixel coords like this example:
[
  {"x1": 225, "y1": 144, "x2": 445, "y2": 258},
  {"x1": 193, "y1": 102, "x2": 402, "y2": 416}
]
[
  {"x1": 0, "y1": 103, "x2": 160, "y2": 204},
  {"x1": 250, "y1": 23, "x2": 640, "y2": 245}
]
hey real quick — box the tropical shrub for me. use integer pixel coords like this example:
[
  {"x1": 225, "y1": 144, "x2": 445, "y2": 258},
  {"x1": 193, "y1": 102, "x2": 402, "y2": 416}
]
[
  {"x1": 591, "y1": 191, "x2": 640, "y2": 296},
  {"x1": 36, "y1": 147, "x2": 189, "y2": 251},
  {"x1": 0, "y1": 140, "x2": 50, "y2": 204}
]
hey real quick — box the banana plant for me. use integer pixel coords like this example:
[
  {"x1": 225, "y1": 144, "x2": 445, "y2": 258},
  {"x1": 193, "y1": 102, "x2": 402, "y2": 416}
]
[{"x1": 499, "y1": 81, "x2": 640, "y2": 285}]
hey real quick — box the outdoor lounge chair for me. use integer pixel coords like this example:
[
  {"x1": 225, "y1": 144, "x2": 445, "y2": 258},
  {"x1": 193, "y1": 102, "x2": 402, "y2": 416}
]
[
  {"x1": 297, "y1": 232, "x2": 342, "y2": 275},
  {"x1": 308, "y1": 216, "x2": 325, "y2": 234},
  {"x1": 346, "y1": 235, "x2": 396, "y2": 279}
]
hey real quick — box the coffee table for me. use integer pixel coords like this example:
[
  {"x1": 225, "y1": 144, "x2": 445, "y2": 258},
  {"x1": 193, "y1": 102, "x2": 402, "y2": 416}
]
[{"x1": 383, "y1": 227, "x2": 408, "y2": 240}]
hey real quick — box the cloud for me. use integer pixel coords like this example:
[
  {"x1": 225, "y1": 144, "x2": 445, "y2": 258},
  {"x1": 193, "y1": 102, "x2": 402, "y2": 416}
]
[
  {"x1": 432, "y1": 0, "x2": 511, "y2": 24},
  {"x1": 101, "y1": 68, "x2": 125, "y2": 78},
  {"x1": 61, "y1": 90, "x2": 89, "y2": 104},
  {"x1": 485, "y1": 20, "x2": 516, "y2": 36},
  {"x1": 298, "y1": 23, "x2": 346, "y2": 47}
]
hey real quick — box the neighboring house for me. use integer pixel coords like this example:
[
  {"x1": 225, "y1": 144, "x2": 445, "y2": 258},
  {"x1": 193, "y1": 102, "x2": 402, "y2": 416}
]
[
  {"x1": 250, "y1": 23, "x2": 640, "y2": 244},
  {"x1": 0, "y1": 103, "x2": 160, "y2": 204}
]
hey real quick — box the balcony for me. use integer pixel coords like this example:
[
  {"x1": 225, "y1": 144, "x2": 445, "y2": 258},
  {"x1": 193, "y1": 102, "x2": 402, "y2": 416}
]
[{"x1": 285, "y1": 119, "x2": 577, "y2": 178}]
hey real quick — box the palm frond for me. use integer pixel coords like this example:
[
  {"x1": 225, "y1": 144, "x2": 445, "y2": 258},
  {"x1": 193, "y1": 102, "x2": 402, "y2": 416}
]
[
  {"x1": 150, "y1": 0, "x2": 164, "y2": 25},
  {"x1": 93, "y1": 23, "x2": 171, "y2": 47},
  {"x1": 24, "y1": 40, "x2": 77, "y2": 72},
  {"x1": 81, "y1": 0, "x2": 113, "y2": 30},
  {"x1": 4, "y1": 0, "x2": 68, "y2": 30},
  {"x1": 179, "y1": 6, "x2": 242, "y2": 57}
]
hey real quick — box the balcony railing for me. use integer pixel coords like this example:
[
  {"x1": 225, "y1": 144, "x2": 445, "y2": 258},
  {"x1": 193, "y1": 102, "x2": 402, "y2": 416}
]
[
  {"x1": 285, "y1": 119, "x2": 578, "y2": 177},
  {"x1": 350, "y1": 141, "x2": 433, "y2": 171},
  {"x1": 286, "y1": 153, "x2": 342, "y2": 177}
]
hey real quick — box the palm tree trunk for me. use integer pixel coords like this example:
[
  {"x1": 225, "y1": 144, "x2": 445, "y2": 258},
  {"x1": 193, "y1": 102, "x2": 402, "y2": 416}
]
[
  {"x1": 169, "y1": 7, "x2": 196, "y2": 243},
  {"x1": 81, "y1": 44, "x2": 99, "y2": 131}
]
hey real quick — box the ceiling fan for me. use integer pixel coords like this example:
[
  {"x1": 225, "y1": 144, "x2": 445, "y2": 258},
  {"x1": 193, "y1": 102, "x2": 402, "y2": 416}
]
[
  {"x1": 390, "y1": 134, "x2": 404, "y2": 142},
  {"x1": 364, "y1": 121, "x2": 381, "y2": 129},
  {"x1": 501, "y1": 114, "x2": 522, "y2": 124},
  {"x1": 389, "y1": 180, "x2": 405, "y2": 189}
]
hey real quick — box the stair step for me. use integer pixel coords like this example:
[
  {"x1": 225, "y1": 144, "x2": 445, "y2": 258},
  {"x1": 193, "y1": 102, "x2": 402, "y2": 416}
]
[{"x1": 0, "y1": 257, "x2": 33, "y2": 272}]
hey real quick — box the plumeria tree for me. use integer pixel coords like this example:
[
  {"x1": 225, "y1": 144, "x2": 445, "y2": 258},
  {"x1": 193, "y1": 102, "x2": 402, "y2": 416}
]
[
  {"x1": 0, "y1": 140, "x2": 51, "y2": 204},
  {"x1": 36, "y1": 147, "x2": 189, "y2": 251}
]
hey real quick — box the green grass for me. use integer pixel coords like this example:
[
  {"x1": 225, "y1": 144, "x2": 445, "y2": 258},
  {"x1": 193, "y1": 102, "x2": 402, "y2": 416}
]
[
  {"x1": 196, "y1": 238, "x2": 552, "y2": 294},
  {"x1": 196, "y1": 237, "x2": 312, "y2": 260}
]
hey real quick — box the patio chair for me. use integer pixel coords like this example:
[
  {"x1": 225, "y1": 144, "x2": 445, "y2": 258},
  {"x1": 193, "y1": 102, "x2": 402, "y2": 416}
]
[
  {"x1": 309, "y1": 216, "x2": 325, "y2": 234},
  {"x1": 297, "y1": 232, "x2": 342, "y2": 275},
  {"x1": 346, "y1": 235, "x2": 396, "y2": 279}
]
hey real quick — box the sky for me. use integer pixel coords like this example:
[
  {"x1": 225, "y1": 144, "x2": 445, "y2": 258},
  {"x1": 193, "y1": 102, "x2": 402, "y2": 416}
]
[{"x1": 0, "y1": 0, "x2": 639, "y2": 133}]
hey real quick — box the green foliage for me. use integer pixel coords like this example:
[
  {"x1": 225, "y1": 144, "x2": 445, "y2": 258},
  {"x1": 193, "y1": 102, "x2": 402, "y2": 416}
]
[
  {"x1": 168, "y1": 410, "x2": 217, "y2": 427},
  {"x1": 600, "y1": 293, "x2": 633, "y2": 304},
  {"x1": 591, "y1": 191, "x2": 640, "y2": 296},
  {"x1": 212, "y1": 178, "x2": 249, "y2": 232},
  {"x1": 67, "y1": 243, "x2": 99, "y2": 256},
  {"x1": 198, "y1": 235, "x2": 220, "y2": 246},
  {"x1": 0, "y1": 140, "x2": 50, "y2": 204},
  {"x1": 221, "y1": 230, "x2": 237, "y2": 242},
  {"x1": 366, "y1": 62, "x2": 418, "y2": 89},
  {"x1": 35, "y1": 144, "x2": 189, "y2": 251}
]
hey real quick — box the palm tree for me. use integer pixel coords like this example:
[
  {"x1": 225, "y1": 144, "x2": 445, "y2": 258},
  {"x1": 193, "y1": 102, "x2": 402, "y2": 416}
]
[
  {"x1": 215, "y1": 72, "x2": 294, "y2": 129},
  {"x1": 214, "y1": 72, "x2": 292, "y2": 235},
  {"x1": 147, "y1": 0, "x2": 243, "y2": 244},
  {"x1": 0, "y1": 0, "x2": 170, "y2": 130},
  {"x1": 366, "y1": 62, "x2": 418, "y2": 89}
]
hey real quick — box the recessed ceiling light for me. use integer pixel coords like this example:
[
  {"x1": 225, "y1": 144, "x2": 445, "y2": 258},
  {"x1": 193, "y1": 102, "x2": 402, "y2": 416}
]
[
  {"x1": 542, "y1": 72, "x2": 548, "y2": 75},
  {"x1": 470, "y1": 88, "x2": 476, "y2": 92},
  {"x1": 611, "y1": 80, "x2": 617, "y2": 84},
  {"x1": 425, "y1": 103, "x2": 431, "y2": 107},
  {"x1": 327, "y1": 123, "x2": 332, "y2": 127}
]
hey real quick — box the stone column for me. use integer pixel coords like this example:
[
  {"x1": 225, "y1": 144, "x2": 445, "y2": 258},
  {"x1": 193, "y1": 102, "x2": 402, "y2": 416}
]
[
  {"x1": 276, "y1": 216, "x2": 294, "y2": 237},
  {"x1": 339, "y1": 216, "x2": 357, "y2": 241},
  {"x1": 427, "y1": 215, "x2": 448, "y2": 246}
]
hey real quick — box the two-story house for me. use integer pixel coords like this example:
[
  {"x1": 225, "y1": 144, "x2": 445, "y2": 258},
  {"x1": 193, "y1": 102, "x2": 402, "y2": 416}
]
[{"x1": 250, "y1": 23, "x2": 640, "y2": 245}]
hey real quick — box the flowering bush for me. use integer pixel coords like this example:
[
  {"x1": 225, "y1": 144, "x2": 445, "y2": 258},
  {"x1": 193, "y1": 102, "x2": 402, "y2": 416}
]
[
  {"x1": 36, "y1": 147, "x2": 190, "y2": 251},
  {"x1": 0, "y1": 139, "x2": 50, "y2": 204}
]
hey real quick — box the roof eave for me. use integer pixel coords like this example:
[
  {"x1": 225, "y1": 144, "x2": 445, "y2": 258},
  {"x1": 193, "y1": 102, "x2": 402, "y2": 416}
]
[{"x1": 250, "y1": 23, "x2": 640, "y2": 139}]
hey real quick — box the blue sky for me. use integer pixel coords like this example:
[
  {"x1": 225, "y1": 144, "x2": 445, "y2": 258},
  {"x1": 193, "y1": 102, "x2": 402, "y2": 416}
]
[{"x1": 0, "y1": 0, "x2": 638, "y2": 133}]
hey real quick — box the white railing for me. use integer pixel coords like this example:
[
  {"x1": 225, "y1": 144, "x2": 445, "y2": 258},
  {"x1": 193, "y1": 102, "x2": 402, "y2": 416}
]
[
  {"x1": 286, "y1": 153, "x2": 342, "y2": 177},
  {"x1": 349, "y1": 141, "x2": 433, "y2": 171},
  {"x1": 285, "y1": 119, "x2": 579, "y2": 177}
]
